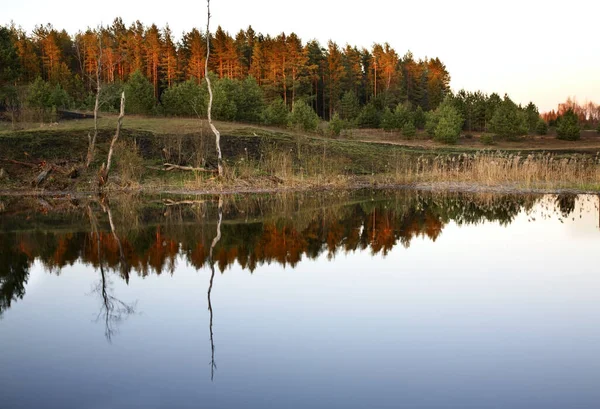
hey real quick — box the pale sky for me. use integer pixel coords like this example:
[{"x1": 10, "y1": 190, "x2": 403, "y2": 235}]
[{"x1": 4, "y1": 0, "x2": 599, "y2": 112}]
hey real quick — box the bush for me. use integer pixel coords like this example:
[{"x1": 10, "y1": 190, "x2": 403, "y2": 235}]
[
  {"x1": 536, "y1": 119, "x2": 548, "y2": 136},
  {"x1": 161, "y1": 79, "x2": 205, "y2": 116},
  {"x1": 489, "y1": 95, "x2": 528, "y2": 138},
  {"x1": 380, "y1": 107, "x2": 397, "y2": 131},
  {"x1": 328, "y1": 113, "x2": 347, "y2": 137},
  {"x1": 357, "y1": 102, "x2": 380, "y2": 128},
  {"x1": 289, "y1": 100, "x2": 319, "y2": 132},
  {"x1": 480, "y1": 134, "x2": 494, "y2": 145},
  {"x1": 401, "y1": 121, "x2": 416, "y2": 139},
  {"x1": 124, "y1": 70, "x2": 154, "y2": 114},
  {"x1": 434, "y1": 102, "x2": 463, "y2": 144},
  {"x1": 413, "y1": 106, "x2": 426, "y2": 129},
  {"x1": 262, "y1": 98, "x2": 289, "y2": 126},
  {"x1": 556, "y1": 109, "x2": 580, "y2": 141},
  {"x1": 425, "y1": 111, "x2": 438, "y2": 137}
]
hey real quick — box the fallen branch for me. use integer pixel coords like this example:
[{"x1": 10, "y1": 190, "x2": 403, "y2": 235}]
[
  {"x1": 163, "y1": 199, "x2": 207, "y2": 206},
  {"x1": 2, "y1": 158, "x2": 41, "y2": 169},
  {"x1": 162, "y1": 163, "x2": 217, "y2": 173},
  {"x1": 32, "y1": 168, "x2": 52, "y2": 187}
]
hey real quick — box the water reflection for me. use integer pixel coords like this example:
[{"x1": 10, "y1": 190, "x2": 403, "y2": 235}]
[{"x1": 1, "y1": 191, "x2": 599, "y2": 321}]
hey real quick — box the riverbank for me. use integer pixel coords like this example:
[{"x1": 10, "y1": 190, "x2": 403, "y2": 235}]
[{"x1": 1, "y1": 116, "x2": 599, "y2": 195}]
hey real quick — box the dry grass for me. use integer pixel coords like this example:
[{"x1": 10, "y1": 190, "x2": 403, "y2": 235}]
[{"x1": 388, "y1": 151, "x2": 600, "y2": 190}]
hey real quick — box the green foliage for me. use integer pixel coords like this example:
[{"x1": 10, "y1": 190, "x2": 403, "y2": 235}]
[
  {"x1": 480, "y1": 134, "x2": 494, "y2": 145},
  {"x1": 556, "y1": 109, "x2": 580, "y2": 141},
  {"x1": 536, "y1": 119, "x2": 548, "y2": 136},
  {"x1": 394, "y1": 103, "x2": 412, "y2": 129},
  {"x1": 0, "y1": 27, "x2": 20, "y2": 86},
  {"x1": 262, "y1": 98, "x2": 289, "y2": 126},
  {"x1": 425, "y1": 111, "x2": 439, "y2": 137},
  {"x1": 124, "y1": 70, "x2": 155, "y2": 115},
  {"x1": 380, "y1": 107, "x2": 397, "y2": 131},
  {"x1": 597, "y1": 123, "x2": 600, "y2": 134},
  {"x1": 489, "y1": 95, "x2": 528, "y2": 139},
  {"x1": 401, "y1": 121, "x2": 416, "y2": 139},
  {"x1": 161, "y1": 80, "x2": 205, "y2": 116},
  {"x1": 339, "y1": 90, "x2": 361, "y2": 121},
  {"x1": 524, "y1": 102, "x2": 540, "y2": 133},
  {"x1": 232, "y1": 76, "x2": 264, "y2": 122},
  {"x1": 49, "y1": 84, "x2": 70, "y2": 109},
  {"x1": 289, "y1": 100, "x2": 319, "y2": 132},
  {"x1": 328, "y1": 113, "x2": 347, "y2": 137},
  {"x1": 413, "y1": 106, "x2": 426, "y2": 129},
  {"x1": 26, "y1": 77, "x2": 51, "y2": 111},
  {"x1": 433, "y1": 98, "x2": 464, "y2": 144},
  {"x1": 357, "y1": 102, "x2": 380, "y2": 128}
]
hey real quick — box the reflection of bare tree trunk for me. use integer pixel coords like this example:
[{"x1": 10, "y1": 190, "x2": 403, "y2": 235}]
[
  {"x1": 101, "y1": 197, "x2": 130, "y2": 283},
  {"x1": 207, "y1": 196, "x2": 223, "y2": 381},
  {"x1": 87, "y1": 202, "x2": 136, "y2": 342}
]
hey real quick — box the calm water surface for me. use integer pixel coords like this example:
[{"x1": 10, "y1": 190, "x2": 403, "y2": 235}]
[{"x1": 1, "y1": 190, "x2": 599, "y2": 409}]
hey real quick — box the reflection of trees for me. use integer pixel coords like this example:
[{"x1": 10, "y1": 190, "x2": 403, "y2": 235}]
[
  {"x1": 88, "y1": 202, "x2": 137, "y2": 342},
  {"x1": 555, "y1": 194, "x2": 577, "y2": 218},
  {"x1": 2, "y1": 191, "x2": 583, "y2": 282},
  {"x1": 0, "y1": 233, "x2": 30, "y2": 318}
]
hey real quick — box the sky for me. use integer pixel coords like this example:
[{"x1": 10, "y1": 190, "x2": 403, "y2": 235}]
[{"x1": 3, "y1": 0, "x2": 599, "y2": 112}]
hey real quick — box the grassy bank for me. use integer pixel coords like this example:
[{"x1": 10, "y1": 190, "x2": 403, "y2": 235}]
[{"x1": 1, "y1": 116, "x2": 599, "y2": 193}]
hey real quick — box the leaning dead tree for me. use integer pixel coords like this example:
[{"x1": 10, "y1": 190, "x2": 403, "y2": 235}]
[
  {"x1": 98, "y1": 92, "x2": 125, "y2": 188},
  {"x1": 205, "y1": 0, "x2": 223, "y2": 176},
  {"x1": 86, "y1": 33, "x2": 102, "y2": 168}
]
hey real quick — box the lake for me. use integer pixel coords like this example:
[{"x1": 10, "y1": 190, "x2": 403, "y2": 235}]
[{"x1": 1, "y1": 190, "x2": 599, "y2": 409}]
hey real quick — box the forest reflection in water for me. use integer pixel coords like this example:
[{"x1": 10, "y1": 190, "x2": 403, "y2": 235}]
[
  {"x1": 1, "y1": 189, "x2": 599, "y2": 321},
  {"x1": 2, "y1": 189, "x2": 600, "y2": 409}
]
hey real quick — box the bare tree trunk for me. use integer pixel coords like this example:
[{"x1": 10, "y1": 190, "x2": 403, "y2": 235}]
[
  {"x1": 98, "y1": 92, "x2": 125, "y2": 188},
  {"x1": 87, "y1": 35, "x2": 102, "y2": 168},
  {"x1": 205, "y1": 0, "x2": 223, "y2": 177}
]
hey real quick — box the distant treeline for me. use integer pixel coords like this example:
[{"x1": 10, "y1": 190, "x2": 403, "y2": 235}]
[{"x1": 0, "y1": 20, "x2": 598, "y2": 141}]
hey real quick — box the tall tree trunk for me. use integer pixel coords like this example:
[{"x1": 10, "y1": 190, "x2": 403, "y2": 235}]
[
  {"x1": 205, "y1": 0, "x2": 223, "y2": 176},
  {"x1": 98, "y1": 92, "x2": 125, "y2": 187}
]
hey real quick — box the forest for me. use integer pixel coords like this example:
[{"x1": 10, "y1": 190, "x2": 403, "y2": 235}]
[{"x1": 2, "y1": 19, "x2": 599, "y2": 144}]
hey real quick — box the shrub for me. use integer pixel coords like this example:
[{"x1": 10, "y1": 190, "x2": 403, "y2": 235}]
[
  {"x1": 262, "y1": 98, "x2": 289, "y2": 126},
  {"x1": 413, "y1": 106, "x2": 426, "y2": 129},
  {"x1": 480, "y1": 134, "x2": 494, "y2": 145},
  {"x1": 536, "y1": 119, "x2": 548, "y2": 136},
  {"x1": 289, "y1": 100, "x2": 319, "y2": 132},
  {"x1": 161, "y1": 79, "x2": 205, "y2": 116},
  {"x1": 124, "y1": 70, "x2": 154, "y2": 114},
  {"x1": 489, "y1": 95, "x2": 528, "y2": 138},
  {"x1": 402, "y1": 121, "x2": 416, "y2": 139},
  {"x1": 339, "y1": 90, "x2": 360, "y2": 121},
  {"x1": 328, "y1": 113, "x2": 346, "y2": 137},
  {"x1": 432, "y1": 98, "x2": 464, "y2": 144},
  {"x1": 425, "y1": 111, "x2": 439, "y2": 137},
  {"x1": 556, "y1": 109, "x2": 580, "y2": 141},
  {"x1": 380, "y1": 107, "x2": 397, "y2": 131},
  {"x1": 357, "y1": 102, "x2": 380, "y2": 128}
]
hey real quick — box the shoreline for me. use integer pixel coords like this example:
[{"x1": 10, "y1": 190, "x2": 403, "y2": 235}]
[{"x1": 1, "y1": 180, "x2": 598, "y2": 199}]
